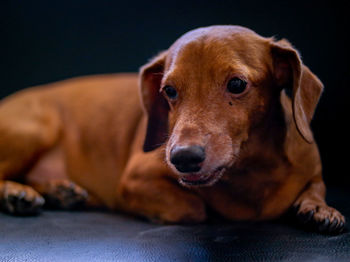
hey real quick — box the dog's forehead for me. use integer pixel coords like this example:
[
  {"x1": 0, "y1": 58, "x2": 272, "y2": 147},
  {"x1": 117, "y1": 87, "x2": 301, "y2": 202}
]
[
  {"x1": 170, "y1": 25, "x2": 258, "y2": 48},
  {"x1": 164, "y1": 26, "x2": 269, "y2": 85},
  {"x1": 168, "y1": 26, "x2": 265, "y2": 59}
]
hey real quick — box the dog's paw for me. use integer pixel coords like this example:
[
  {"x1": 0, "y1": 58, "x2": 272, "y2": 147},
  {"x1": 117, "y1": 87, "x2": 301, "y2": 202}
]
[
  {"x1": 44, "y1": 180, "x2": 88, "y2": 210},
  {"x1": 293, "y1": 201, "x2": 346, "y2": 234},
  {"x1": 0, "y1": 181, "x2": 45, "y2": 215}
]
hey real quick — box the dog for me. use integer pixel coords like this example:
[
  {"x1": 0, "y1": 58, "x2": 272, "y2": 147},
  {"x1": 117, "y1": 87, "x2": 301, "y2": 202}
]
[{"x1": 0, "y1": 25, "x2": 345, "y2": 234}]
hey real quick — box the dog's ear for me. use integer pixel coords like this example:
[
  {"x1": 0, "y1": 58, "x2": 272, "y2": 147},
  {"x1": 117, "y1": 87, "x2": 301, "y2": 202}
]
[
  {"x1": 270, "y1": 39, "x2": 324, "y2": 143},
  {"x1": 139, "y1": 51, "x2": 169, "y2": 152}
]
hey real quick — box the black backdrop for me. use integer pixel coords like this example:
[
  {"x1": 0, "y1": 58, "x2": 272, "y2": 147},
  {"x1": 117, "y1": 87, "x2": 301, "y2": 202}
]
[{"x1": 1, "y1": 0, "x2": 349, "y2": 186}]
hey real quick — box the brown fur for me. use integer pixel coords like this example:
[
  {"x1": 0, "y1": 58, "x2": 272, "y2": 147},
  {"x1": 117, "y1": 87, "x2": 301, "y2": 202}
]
[{"x1": 0, "y1": 26, "x2": 344, "y2": 233}]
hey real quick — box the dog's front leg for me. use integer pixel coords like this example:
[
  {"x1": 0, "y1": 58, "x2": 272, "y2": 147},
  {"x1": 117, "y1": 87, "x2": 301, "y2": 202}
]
[
  {"x1": 292, "y1": 175, "x2": 345, "y2": 233},
  {"x1": 117, "y1": 153, "x2": 206, "y2": 224}
]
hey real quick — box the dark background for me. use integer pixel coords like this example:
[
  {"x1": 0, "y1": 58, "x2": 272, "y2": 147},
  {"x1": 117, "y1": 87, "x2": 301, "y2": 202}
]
[{"x1": 1, "y1": 0, "x2": 349, "y2": 185}]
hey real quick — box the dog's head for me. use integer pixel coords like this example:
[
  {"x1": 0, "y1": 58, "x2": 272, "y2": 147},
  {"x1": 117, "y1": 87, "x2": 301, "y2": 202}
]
[{"x1": 139, "y1": 25, "x2": 323, "y2": 187}]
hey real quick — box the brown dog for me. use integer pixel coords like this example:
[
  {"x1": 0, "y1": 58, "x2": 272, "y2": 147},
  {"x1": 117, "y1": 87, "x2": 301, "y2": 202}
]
[{"x1": 0, "y1": 25, "x2": 345, "y2": 233}]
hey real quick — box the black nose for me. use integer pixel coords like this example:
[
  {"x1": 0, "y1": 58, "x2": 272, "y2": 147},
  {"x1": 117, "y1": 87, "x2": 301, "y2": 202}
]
[{"x1": 170, "y1": 145, "x2": 205, "y2": 173}]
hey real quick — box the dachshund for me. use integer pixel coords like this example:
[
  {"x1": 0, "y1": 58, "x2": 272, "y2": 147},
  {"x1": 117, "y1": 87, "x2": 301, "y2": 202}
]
[{"x1": 0, "y1": 25, "x2": 345, "y2": 234}]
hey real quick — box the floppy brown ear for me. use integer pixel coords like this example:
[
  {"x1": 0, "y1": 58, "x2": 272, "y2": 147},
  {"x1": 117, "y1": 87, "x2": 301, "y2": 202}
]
[
  {"x1": 139, "y1": 51, "x2": 169, "y2": 152},
  {"x1": 271, "y1": 39, "x2": 324, "y2": 143}
]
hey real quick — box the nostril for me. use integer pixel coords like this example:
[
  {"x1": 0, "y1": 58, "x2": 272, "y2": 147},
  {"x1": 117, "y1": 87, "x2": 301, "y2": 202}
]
[{"x1": 170, "y1": 145, "x2": 206, "y2": 168}]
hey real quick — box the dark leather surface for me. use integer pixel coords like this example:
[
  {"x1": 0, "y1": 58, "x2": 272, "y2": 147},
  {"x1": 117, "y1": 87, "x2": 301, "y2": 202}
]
[{"x1": 1, "y1": 186, "x2": 349, "y2": 262}]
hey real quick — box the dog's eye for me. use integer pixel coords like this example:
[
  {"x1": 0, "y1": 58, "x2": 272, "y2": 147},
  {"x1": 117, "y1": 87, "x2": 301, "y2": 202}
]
[
  {"x1": 164, "y1": 85, "x2": 178, "y2": 100},
  {"x1": 227, "y1": 78, "x2": 247, "y2": 94}
]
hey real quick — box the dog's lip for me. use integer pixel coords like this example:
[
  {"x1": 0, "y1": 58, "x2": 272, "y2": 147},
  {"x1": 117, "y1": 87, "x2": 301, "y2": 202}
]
[{"x1": 179, "y1": 166, "x2": 226, "y2": 186}]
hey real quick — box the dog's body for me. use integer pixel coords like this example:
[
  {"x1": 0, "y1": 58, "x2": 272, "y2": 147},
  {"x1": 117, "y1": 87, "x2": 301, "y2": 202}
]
[{"x1": 0, "y1": 26, "x2": 345, "y2": 233}]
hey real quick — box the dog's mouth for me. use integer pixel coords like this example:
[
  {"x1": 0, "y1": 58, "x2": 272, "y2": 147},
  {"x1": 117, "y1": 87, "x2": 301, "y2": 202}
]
[{"x1": 179, "y1": 167, "x2": 226, "y2": 187}]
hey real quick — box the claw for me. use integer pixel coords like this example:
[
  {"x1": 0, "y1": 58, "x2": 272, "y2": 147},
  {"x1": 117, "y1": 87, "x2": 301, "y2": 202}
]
[
  {"x1": 291, "y1": 204, "x2": 300, "y2": 213},
  {"x1": 298, "y1": 210, "x2": 314, "y2": 224},
  {"x1": 318, "y1": 218, "x2": 330, "y2": 232},
  {"x1": 335, "y1": 221, "x2": 345, "y2": 233},
  {"x1": 329, "y1": 218, "x2": 339, "y2": 232},
  {"x1": 17, "y1": 191, "x2": 26, "y2": 199}
]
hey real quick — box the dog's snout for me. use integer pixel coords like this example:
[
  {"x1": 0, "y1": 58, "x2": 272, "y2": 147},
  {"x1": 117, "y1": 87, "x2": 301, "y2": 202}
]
[{"x1": 170, "y1": 145, "x2": 205, "y2": 173}]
